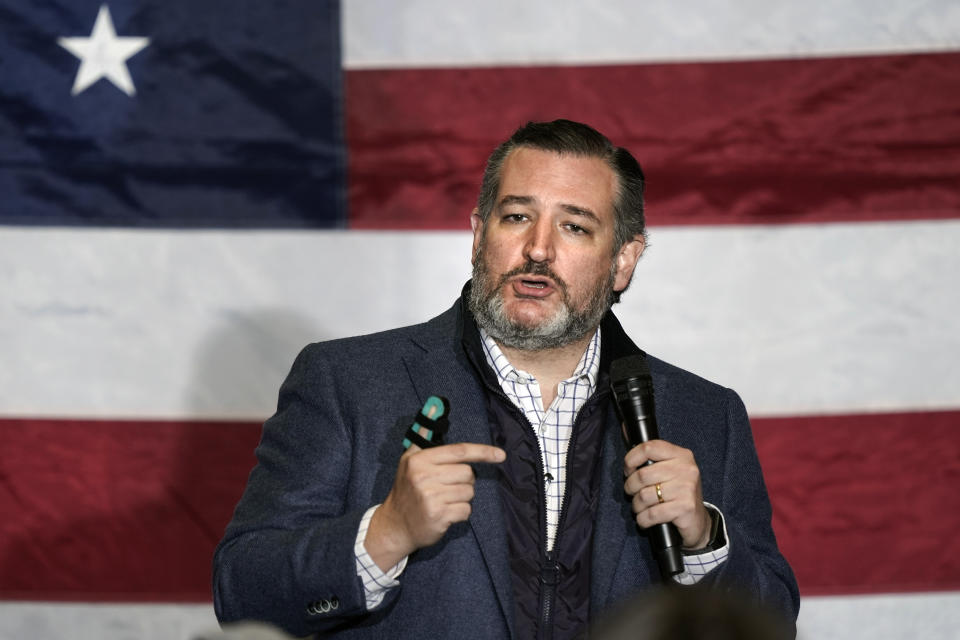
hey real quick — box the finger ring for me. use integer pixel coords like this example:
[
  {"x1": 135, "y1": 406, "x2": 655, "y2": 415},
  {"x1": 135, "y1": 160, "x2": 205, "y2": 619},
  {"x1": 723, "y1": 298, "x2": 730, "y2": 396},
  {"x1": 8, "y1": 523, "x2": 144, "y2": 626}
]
[{"x1": 655, "y1": 483, "x2": 664, "y2": 504}]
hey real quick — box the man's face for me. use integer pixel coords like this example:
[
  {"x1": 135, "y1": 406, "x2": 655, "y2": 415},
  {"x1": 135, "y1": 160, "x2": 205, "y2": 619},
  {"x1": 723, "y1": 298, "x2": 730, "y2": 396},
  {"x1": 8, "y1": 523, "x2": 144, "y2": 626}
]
[{"x1": 469, "y1": 147, "x2": 644, "y2": 351}]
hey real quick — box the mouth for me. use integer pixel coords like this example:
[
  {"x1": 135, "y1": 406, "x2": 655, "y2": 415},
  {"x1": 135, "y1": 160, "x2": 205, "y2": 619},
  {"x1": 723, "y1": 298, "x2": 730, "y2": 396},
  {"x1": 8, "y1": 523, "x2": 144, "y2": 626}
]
[
  {"x1": 521, "y1": 278, "x2": 548, "y2": 289},
  {"x1": 511, "y1": 275, "x2": 556, "y2": 298}
]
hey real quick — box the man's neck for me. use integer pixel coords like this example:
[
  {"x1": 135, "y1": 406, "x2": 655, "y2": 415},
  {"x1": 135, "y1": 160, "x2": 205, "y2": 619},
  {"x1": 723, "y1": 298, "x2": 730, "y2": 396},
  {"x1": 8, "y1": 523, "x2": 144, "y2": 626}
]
[{"x1": 495, "y1": 331, "x2": 596, "y2": 408}]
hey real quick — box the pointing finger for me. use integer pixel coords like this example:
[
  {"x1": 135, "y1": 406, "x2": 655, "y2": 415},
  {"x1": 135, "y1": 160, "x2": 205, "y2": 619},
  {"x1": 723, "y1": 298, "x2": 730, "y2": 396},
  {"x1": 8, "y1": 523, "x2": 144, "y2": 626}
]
[{"x1": 422, "y1": 442, "x2": 506, "y2": 464}]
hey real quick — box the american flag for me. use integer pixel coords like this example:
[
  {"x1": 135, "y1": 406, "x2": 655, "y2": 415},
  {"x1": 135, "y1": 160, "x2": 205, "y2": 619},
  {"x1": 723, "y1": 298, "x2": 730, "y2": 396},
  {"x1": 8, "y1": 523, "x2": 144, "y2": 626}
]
[{"x1": 2, "y1": 1, "x2": 959, "y2": 638}]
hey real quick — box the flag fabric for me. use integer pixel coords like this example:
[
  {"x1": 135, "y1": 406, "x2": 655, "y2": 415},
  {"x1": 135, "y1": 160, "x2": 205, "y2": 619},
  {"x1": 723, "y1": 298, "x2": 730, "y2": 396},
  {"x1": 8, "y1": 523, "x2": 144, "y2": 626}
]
[
  {"x1": 0, "y1": 0, "x2": 345, "y2": 228},
  {"x1": 2, "y1": 1, "x2": 959, "y2": 638}
]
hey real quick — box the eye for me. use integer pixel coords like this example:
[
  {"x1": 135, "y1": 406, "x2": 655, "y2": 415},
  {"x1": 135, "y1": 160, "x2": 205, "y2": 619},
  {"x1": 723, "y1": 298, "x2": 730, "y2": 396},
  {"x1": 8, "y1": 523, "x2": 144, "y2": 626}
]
[
  {"x1": 564, "y1": 222, "x2": 589, "y2": 235},
  {"x1": 502, "y1": 213, "x2": 528, "y2": 224}
]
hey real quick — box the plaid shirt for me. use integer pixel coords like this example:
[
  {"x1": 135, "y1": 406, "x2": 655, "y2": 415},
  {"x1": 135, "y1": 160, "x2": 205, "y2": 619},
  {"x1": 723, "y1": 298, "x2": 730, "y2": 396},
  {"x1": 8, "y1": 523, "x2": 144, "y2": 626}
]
[{"x1": 479, "y1": 326, "x2": 601, "y2": 551}]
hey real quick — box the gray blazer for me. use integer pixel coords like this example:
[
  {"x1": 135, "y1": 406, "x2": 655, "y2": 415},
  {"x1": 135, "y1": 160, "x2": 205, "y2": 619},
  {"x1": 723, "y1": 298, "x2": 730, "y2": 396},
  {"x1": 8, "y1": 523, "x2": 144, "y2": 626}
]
[{"x1": 213, "y1": 298, "x2": 799, "y2": 638}]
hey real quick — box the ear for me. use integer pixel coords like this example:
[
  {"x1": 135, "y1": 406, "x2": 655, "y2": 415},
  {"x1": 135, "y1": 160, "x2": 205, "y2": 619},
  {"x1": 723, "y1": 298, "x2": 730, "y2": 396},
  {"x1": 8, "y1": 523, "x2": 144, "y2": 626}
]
[
  {"x1": 613, "y1": 235, "x2": 645, "y2": 292},
  {"x1": 470, "y1": 209, "x2": 484, "y2": 265}
]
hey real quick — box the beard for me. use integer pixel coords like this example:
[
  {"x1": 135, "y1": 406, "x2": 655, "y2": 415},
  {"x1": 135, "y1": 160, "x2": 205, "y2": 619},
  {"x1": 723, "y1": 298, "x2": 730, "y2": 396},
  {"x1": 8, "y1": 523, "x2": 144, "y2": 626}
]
[{"x1": 469, "y1": 242, "x2": 617, "y2": 351}]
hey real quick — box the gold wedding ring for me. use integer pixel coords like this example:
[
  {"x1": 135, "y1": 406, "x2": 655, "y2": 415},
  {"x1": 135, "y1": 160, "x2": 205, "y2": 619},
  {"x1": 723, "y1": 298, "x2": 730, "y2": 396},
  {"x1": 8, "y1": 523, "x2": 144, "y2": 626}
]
[{"x1": 655, "y1": 482, "x2": 664, "y2": 504}]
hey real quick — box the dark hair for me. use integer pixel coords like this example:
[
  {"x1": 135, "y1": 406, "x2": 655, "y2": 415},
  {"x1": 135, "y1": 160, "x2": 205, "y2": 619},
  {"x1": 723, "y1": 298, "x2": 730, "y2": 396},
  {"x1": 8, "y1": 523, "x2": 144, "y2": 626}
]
[{"x1": 476, "y1": 119, "x2": 647, "y2": 252}]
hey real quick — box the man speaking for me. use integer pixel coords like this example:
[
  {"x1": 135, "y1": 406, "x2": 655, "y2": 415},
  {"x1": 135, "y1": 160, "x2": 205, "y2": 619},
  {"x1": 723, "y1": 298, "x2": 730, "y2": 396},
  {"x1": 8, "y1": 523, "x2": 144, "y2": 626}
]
[{"x1": 212, "y1": 120, "x2": 799, "y2": 638}]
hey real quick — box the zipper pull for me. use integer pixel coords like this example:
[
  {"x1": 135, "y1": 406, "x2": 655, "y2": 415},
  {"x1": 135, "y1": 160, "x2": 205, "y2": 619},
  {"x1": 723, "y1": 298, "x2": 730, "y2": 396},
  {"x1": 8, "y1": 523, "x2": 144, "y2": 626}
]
[{"x1": 540, "y1": 552, "x2": 560, "y2": 587}]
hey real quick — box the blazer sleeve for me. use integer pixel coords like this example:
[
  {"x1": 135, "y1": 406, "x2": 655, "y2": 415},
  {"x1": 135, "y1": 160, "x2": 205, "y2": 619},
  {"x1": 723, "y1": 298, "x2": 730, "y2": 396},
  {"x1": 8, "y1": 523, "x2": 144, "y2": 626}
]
[
  {"x1": 212, "y1": 343, "x2": 400, "y2": 637},
  {"x1": 699, "y1": 388, "x2": 800, "y2": 629}
]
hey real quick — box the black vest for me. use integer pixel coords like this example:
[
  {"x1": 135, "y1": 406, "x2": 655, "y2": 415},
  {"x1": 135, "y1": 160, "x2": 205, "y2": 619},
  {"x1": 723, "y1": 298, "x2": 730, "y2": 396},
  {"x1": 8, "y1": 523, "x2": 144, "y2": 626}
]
[{"x1": 461, "y1": 313, "x2": 612, "y2": 640}]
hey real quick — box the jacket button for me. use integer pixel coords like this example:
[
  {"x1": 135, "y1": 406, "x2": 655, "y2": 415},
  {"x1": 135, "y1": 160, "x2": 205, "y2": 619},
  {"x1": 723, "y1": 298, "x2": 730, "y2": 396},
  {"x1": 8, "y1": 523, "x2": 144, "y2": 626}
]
[{"x1": 307, "y1": 597, "x2": 339, "y2": 615}]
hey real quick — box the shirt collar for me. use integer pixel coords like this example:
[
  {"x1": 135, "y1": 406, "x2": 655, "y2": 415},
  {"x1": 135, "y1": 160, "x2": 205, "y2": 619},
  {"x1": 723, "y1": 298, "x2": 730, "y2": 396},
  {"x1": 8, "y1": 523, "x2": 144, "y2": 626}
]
[{"x1": 478, "y1": 326, "x2": 602, "y2": 389}]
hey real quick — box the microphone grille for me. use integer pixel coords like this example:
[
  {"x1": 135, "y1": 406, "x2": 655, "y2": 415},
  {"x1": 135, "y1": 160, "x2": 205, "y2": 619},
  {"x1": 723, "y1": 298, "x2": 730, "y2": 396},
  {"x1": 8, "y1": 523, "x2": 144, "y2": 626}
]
[{"x1": 609, "y1": 355, "x2": 650, "y2": 385}]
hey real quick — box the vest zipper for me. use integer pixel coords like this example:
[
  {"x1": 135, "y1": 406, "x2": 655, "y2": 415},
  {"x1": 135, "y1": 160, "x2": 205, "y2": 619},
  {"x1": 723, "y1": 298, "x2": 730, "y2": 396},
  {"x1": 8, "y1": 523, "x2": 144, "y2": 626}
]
[
  {"x1": 505, "y1": 392, "x2": 595, "y2": 640},
  {"x1": 491, "y1": 392, "x2": 558, "y2": 638},
  {"x1": 517, "y1": 404, "x2": 560, "y2": 640},
  {"x1": 539, "y1": 549, "x2": 559, "y2": 640},
  {"x1": 538, "y1": 392, "x2": 604, "y2": 638}
]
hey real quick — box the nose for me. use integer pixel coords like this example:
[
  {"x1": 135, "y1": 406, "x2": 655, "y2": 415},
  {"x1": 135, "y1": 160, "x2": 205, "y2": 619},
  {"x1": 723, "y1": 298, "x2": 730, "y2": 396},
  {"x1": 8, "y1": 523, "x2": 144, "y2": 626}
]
[{"x1": 523, "y1": 218, "x2": 555, "y2": 264}]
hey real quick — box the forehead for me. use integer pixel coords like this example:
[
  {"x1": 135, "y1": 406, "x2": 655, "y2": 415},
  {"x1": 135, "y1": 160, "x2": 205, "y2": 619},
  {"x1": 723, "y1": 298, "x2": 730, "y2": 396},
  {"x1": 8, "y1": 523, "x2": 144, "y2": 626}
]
[{"x1": 497, "y1": 147, "x2": 618, "y2": 222}]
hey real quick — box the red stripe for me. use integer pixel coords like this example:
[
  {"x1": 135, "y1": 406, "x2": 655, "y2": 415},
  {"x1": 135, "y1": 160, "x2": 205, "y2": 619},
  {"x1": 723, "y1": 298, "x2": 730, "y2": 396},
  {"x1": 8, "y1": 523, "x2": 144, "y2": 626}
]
[
  {"x1": 753, "y1": 409, "x2": 960, "y2": 596},
  {"x1": 345, "y1": 51, "x2": 960, "y2": 230},
  {"x1": 0, "y1": 418, "x2": 261, "y2": 602},
  {"x1": 2, "y1": 410, "x2": 959, "y2": 600}
]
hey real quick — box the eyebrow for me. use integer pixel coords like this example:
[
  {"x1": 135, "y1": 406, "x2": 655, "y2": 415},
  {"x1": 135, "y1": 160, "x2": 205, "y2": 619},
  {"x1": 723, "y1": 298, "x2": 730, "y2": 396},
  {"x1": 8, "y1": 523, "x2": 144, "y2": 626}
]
[
  {"x1": 498, "y1": 195, "x2": 535, "y2": 208},
  {"x1": 498, "y1": 195, "x2": 602, "y2": 224},
  {"x1": 560, "y1": 204, "x2": 601, "y2": 224}
]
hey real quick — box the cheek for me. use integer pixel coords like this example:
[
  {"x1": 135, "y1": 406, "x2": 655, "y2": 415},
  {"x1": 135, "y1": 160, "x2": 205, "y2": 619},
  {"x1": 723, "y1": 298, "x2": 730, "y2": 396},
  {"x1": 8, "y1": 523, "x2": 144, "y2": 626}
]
[
  {"x1": 482, "y1": 240, "x2": 520, "y2": 269},
  {"x1": 566, "y1": 255, "x2": 611, "y2": 286}
]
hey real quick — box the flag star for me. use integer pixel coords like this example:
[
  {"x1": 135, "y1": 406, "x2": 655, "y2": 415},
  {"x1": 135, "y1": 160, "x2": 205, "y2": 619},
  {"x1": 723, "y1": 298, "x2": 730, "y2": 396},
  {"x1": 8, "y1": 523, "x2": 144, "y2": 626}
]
[{"x1": 58, "y1": 4, "x2": 150, "y2": 97}]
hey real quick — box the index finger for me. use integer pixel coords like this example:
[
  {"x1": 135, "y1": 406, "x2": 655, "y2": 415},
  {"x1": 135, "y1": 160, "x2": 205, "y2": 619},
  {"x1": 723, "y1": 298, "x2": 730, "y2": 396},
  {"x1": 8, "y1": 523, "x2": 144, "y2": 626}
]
[
  {"x1": 622, "y1": 439, "x2": 677, "y2": 474},
  {"x1": 421, "y1": 442, "x2": 506, "y2": 464}
]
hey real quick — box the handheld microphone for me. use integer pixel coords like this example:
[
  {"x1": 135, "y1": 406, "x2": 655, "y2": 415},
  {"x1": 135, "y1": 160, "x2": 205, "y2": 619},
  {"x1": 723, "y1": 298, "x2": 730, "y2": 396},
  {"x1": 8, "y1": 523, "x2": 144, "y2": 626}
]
[{"x1": 609, "y1": 355, "x2": 684, "y2": 578}]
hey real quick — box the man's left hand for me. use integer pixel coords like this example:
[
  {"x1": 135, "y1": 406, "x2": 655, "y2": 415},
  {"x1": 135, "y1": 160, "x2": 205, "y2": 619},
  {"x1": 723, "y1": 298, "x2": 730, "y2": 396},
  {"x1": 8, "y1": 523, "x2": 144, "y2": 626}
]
[{"x1": 623, "y1": 440, "x2": 711, "y2": 550}]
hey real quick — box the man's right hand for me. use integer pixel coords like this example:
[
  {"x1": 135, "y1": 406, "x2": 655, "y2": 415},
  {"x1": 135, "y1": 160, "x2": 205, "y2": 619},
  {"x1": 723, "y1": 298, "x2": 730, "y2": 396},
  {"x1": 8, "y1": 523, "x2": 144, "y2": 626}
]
[{"x1": 365, "y1": 442, "x2": 506, "y2": 572}]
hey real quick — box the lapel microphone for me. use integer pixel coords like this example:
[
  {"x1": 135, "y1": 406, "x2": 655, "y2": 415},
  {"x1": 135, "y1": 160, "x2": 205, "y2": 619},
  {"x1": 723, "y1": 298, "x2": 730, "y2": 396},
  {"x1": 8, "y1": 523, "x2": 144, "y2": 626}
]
[{"x1": 609, "y1": 355, "x2": 684, "y2": 578}]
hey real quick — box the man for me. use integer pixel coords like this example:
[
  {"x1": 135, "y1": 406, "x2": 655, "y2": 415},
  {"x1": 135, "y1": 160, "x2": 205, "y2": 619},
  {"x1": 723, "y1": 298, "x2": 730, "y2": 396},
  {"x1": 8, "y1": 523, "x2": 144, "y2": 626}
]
[{"x1": 213, "y1": 120, "x2": 799, "y2": 639}]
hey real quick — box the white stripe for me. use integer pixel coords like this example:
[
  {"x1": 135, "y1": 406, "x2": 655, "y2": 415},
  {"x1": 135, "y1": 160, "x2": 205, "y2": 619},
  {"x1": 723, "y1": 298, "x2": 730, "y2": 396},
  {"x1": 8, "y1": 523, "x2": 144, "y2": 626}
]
[
  {"x1": 798, "y1": 592, "x2": 960, "y2": 640},
  {"x1": 0, "y1": 602, "x2": 219, "y2": 640},
  {"x1": 2, "y1": 220, "x2": 957, "y2": 419},
  {"x1": 0, "y1": 228, "x2": 472, "y2": 419},
  {"x1": 1, "y1": 593, "x2": 959, "y2": 640},
  {"x1": 619, "y1": 219, "x2": 960, "y2": 417},
  {"x1": 342, "y1": 0, "x2": 960, "y2": 69}
]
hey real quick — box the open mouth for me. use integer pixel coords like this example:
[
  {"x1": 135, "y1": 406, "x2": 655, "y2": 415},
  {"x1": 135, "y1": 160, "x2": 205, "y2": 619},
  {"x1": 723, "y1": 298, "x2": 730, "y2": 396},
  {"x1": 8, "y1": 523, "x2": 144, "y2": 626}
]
[
  {"x1": 512, "y1": 275, "x2": 555, "y2": 296},
  {"x1": 521, "y1": 279, "x2": 549, "y2": 289}
]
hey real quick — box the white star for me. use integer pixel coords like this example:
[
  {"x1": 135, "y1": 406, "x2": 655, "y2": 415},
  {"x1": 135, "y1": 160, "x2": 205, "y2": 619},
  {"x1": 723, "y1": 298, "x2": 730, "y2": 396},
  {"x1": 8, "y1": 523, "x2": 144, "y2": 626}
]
[{"x1": 58, "y1": 5, "x2": 150, "y2": 97}]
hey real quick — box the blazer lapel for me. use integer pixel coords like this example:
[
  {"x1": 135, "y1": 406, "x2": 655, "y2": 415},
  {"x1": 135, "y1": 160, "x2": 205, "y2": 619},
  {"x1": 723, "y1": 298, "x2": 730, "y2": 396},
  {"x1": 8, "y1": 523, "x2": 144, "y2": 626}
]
[
  {"x1": 403, "y1": 334, "x2": 516, "y2": 639},
  {"x1": 591, "y1": 370, "x2": 663, "y2": 614},
  {"x1": 590, "y1": 411, "x2": 632, "y2": 614}
]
